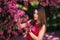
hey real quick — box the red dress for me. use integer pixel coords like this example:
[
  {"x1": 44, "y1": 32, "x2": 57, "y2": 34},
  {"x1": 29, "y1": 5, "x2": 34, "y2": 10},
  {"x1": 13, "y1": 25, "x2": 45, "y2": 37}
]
[{"x1": 27, "y1": 22, "x2": 41, "y2": 40}]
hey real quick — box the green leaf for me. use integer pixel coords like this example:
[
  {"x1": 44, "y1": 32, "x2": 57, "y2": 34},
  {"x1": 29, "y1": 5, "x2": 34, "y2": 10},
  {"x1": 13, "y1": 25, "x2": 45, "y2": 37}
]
[{"x1": 30, "y1": 1, "x2": 39, "y2": 7}]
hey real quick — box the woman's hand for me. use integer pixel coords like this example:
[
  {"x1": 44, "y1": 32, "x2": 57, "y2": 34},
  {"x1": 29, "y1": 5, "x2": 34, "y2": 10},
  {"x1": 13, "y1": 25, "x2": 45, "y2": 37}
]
[
  {"x1": 27, "y1": 20, "x2": 32, "y2": 24},
  {"x1": 20, "y1": 23, "x2": 27, "y2": 28}
]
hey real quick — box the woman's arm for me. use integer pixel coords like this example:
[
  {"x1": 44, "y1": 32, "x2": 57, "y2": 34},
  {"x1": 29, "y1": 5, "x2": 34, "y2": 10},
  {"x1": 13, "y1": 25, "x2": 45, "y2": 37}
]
[
  {"x1": 29, "y1": 32, "x2": 38, "y2": 40},
  {"x1": 29, "y1": 24, "x2": 46, "y2": 40},
  {"x1": 28, "y1": 20, "x2": 39, "y2": 40},
  {"x1": 38, "y1": 24, "x2": 46, "y2": 40}
]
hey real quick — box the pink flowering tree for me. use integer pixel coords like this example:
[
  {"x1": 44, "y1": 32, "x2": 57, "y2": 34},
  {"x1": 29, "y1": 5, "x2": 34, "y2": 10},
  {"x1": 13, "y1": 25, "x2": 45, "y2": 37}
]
[
  {"x1": 0, "y1": 0, "x2": 60, "y2": 40},
  {"x1": 0, "y1": 0, "x2": 29, "y2": 40}
]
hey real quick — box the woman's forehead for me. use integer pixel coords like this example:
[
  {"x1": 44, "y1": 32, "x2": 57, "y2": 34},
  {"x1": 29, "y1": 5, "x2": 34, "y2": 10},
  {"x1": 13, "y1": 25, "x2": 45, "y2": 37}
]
[{"x1": 34, "y1": 9, "x2": 38, "y2": 13}]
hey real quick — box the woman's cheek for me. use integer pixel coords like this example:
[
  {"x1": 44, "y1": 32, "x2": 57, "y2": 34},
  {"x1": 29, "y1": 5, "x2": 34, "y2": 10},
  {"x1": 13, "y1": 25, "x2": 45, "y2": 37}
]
[{"x1": 34, "y1": 16, "x2": 38, "y2": 20}]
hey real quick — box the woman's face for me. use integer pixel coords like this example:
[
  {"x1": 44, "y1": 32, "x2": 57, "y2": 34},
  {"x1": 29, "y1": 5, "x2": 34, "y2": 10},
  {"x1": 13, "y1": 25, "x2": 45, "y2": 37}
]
[{"x1": 34, "y1": 9, "x2": 39, "y2": 20}]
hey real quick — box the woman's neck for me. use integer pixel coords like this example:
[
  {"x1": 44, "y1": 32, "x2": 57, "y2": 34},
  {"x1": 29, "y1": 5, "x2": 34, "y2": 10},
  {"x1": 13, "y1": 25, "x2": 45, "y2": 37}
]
[{"x1": 36, "y1": 20, "x2": 40, "y2": 24}]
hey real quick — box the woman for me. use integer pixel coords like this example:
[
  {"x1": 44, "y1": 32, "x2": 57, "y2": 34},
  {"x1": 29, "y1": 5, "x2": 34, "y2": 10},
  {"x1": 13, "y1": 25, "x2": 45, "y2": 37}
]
[{"x1": 27, "y1": 7, "x2": 46, "y2": 40}]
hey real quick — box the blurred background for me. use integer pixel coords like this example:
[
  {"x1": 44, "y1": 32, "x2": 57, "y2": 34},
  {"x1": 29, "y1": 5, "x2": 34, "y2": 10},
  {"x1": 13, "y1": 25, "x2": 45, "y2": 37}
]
[{"x1": 0, "y1": 0, "x2": 60, "y2": 40}]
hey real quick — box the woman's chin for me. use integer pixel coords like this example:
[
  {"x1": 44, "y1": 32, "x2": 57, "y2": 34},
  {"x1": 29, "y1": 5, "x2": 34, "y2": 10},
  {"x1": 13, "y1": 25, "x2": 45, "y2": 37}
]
[{"x1": 34, "y1": 18, "x2": 37, "y2": 20}]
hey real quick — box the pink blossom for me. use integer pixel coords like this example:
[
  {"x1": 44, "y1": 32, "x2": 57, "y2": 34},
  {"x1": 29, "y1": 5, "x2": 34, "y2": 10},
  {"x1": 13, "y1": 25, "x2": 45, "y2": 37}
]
[
  {"x1": 55, "y1": 0, "x2": 60, "y2": 3},
  {"x1": 7, "y1": 1, "x2": 17, "y2": 9},
  {"x1": 12, "y1": 31, "x2": 18, "y2": 37},
  {"x1": 7, "y1": 9, "x2": 17, "y2": 16},
  {"x1": 7, "y1": 29, "x2": 12, "y2": 34},
  {"x1": 4, "y1": 0, "x2": 8, "y2": 2},
  {"x1": 8, "y1": 15, "x2": 11, "y2": 19},
  {"x1": 29, "y1": 0, "x2": 34, "y2": 2},
  {"x1": 17, "y1": 10, "x2": 25, "y2": 16},
  {"x1": 0, "y1": 1, "x2": 2, "y2": 4},
  {"x1": 20, "y1": 0, "x2": 22, "y2": 2},
  {"x1": 49, "y1": 0, "x2": 56, "y2": 6},
  {"x1": 0, "y1": 8, "x2": 2, "y2": 12},
  {"x1": 0, "y1": 30, "x2": 4, "y2": 35},
  {"x1": 40, "y1": 0, "x2": 49, "y2": 6},
  {"x1": 24, "y1": 0, "x2": 28, "y2": 7}
]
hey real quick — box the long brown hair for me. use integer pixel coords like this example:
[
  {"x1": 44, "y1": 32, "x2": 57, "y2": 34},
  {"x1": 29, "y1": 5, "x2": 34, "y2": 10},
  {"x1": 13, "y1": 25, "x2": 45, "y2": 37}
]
[{"x1": 35, "y1": 7, "x2": 46, "y2": 26}]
